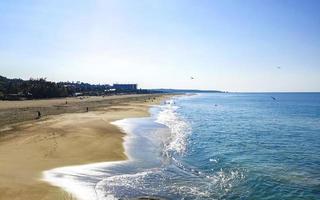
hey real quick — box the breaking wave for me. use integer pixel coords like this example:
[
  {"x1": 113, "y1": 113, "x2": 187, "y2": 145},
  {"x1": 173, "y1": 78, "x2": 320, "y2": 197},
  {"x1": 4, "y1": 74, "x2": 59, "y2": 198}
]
[
  {"x1": 155, "y1": 99, "x2": 191, "y2": 158},
  {"x1": 43, "y1": 96, "x2": 244, "y2": 200}
]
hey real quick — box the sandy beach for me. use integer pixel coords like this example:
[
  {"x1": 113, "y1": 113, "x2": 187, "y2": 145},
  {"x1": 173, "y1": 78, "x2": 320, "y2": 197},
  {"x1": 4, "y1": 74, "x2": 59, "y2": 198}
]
[{"x1": 0, "y1": 94, "x2": 168, "y2": 200}]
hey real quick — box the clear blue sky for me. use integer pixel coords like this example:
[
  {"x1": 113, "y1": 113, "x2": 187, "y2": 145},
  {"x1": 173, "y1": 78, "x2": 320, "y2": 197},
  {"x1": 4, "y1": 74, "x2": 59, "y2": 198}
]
[{"x1": 0, "y1": 0, "x2": 319, "y2": 92}]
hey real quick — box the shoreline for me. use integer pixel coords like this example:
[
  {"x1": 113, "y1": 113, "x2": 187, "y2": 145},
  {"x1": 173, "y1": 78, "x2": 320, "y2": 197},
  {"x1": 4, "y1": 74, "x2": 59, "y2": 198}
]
[
  {"x1": 0, "y1": 94, "x2": 171, "y2": 200},
  {"x1": 0, "y1": 94, "x2": 165, "y2": 128},
  {"x1": 42, "y1": 98, "x2": 176, "y2": 200}
]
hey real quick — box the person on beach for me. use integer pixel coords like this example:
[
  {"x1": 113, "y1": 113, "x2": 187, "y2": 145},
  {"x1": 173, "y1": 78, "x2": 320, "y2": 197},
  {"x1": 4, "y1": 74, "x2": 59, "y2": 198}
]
[
  {"x1": 36, "y1": 111, "x2": 41, "y2": 119},
  {"x1": 86, "y1": 107, "x2": 89, "y2": 112}
]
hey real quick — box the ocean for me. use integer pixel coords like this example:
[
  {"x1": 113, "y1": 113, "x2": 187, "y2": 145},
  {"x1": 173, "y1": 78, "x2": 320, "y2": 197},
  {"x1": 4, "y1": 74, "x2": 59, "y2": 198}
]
[{"x1": 44, "y1": 93, "x2": 320, "y2": 200}]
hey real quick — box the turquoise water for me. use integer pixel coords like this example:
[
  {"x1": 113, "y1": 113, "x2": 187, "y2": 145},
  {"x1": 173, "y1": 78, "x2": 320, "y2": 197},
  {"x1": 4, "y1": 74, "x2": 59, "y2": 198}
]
[
  {"x1": 44, "y1": 93, "x2": 320, "y2": 200},
  {"x1": 177, "y1": 93, "x2": 320, "y2": 199}
]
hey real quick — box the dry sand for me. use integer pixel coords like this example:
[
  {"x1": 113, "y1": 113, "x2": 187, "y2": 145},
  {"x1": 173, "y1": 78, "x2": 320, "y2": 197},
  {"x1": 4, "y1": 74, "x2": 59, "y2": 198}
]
[
  {"x1": 0, "y1": 94, "x2": 169, "y2": 200},
  {"x1": 0, "y1": 94, "x2": 164, "y2": 128}
]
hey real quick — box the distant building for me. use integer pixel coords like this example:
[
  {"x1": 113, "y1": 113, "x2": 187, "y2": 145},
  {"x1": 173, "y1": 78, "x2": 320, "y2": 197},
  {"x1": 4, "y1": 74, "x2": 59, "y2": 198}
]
[
  {"x1": 113, "y1": 84, "x2": 137, "y2": 91},
  {"x1": 74, "y1": 92, "x2": 83, "y2": 96}
]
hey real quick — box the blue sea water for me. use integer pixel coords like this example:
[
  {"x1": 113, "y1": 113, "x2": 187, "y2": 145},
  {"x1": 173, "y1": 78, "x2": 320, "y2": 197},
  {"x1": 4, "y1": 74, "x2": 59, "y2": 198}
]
[
  {"x1": 44, "y1": 93, "x2": 320, "y2": 200},
  {"x1": 174, "y1": 93, "x2": 320, "y2": 199}
]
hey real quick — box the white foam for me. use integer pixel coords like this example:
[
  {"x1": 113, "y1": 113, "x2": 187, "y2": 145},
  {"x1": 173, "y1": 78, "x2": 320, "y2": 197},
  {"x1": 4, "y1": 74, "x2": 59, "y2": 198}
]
[
  {"x1": 111, "y1": 119, "x2": 137, "y2": 160},
  {"x1": 42, "y1": 161, "x2": 125, "y2": 200},
  {"x1": 42, "y1": 119, "x2": 138, "y2": 200},
  {"x1": 155, "y1": 101, "x2": 191, "y2": 156},
  {"x1": 42, "y1": 96, "x2": 192, "y2": 200}
]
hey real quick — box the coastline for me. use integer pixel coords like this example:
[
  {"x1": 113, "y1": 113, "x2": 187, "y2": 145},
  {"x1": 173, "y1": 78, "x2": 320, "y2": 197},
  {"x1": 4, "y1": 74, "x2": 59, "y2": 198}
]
[
  {"x1": 42, "y1": 96, "x2": 183, "y2": 200},
  {"x1": 0, "y1": 94, "x2": 166, "y2": 128},
  {"x1": 0, "y1": 94, "x2": 170, "y2": 200}
]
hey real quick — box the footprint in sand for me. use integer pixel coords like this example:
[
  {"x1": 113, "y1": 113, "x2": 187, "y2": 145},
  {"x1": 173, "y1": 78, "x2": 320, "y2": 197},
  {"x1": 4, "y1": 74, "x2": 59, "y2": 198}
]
[{"x1": 44, "y1": 132, "x2": 58, "y2": 158}]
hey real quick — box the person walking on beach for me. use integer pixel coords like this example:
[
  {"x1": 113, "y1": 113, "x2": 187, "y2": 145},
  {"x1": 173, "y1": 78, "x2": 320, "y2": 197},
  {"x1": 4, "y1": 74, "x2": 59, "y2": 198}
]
[
  {"x1": 36, "y1": 111, "x2": 41, "y2": 119},
  {"x1": 86, "y1": 107, "x2": 89, "y2": 112}
]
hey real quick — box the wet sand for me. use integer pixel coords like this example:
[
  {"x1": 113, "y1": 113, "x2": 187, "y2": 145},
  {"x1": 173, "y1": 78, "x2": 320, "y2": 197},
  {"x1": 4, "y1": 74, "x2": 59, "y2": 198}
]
[{"x1": 0, "y1": 94, "x2": 168, "y2": 200}]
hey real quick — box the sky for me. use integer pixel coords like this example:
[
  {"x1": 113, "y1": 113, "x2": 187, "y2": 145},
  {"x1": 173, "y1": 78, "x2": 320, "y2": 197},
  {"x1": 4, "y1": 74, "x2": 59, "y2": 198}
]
[{"x1": 0, "y1": 0, "x2": 319, "y2": 92}]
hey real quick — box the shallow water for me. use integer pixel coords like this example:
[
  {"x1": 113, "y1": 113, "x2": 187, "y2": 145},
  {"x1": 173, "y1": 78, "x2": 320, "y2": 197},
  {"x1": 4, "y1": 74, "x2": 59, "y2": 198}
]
[{"x1": 44, "y1": 93, "x2": 320, "y2": 200}]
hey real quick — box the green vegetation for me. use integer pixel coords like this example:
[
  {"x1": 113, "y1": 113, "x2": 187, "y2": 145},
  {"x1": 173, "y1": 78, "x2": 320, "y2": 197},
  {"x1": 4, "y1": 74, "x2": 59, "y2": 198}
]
[
  {"x1": 0, "y1": 76, "x2": 69, "y2": 99},
  {"x1": 0, "y1": 75, "x2": 155, "y2": 100}
]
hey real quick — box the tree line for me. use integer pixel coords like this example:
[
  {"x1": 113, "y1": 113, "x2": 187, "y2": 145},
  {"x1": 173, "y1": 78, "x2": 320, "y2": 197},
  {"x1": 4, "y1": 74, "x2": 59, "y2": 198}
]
[{"x1": 0, "y1": 75, "x2": 143, "y2": 100}]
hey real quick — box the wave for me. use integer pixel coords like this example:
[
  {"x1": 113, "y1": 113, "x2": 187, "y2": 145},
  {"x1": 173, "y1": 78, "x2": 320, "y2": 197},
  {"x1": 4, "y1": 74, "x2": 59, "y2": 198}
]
[
  {"x1": 42, "y1": 96, "x2": 244, "y2": 200},
  {"x1": 155, "y1": 99, "x2": 191, "y2": 159}
]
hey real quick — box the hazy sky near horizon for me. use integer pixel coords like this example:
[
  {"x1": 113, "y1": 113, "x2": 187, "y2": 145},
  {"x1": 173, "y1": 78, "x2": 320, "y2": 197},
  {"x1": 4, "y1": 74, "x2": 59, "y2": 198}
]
[{"x1": 0, "y1": 0, "x2": 319, "y2": 92}]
